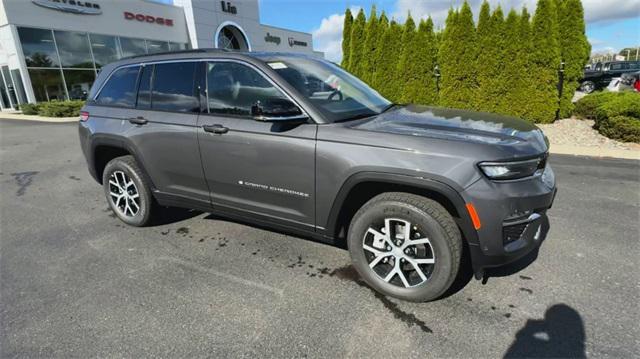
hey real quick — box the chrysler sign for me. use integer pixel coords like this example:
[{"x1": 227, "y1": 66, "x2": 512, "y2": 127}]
[{"x1": 32, "y1": 0, "x2": 102, "y2": 15}]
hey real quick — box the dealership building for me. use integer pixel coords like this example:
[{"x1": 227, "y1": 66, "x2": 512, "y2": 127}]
[{"x1": 0, "y1": 0, "x2": 321, "y2": 109}]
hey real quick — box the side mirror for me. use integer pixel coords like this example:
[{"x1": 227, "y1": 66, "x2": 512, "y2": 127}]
[{"x1": 251, "y1": 99, "x2": 308, "y2": 122}]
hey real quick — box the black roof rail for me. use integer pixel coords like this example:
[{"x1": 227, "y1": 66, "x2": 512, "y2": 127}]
[{"x1": 123, "y1": 48, "x2": 230, "y2": 60}]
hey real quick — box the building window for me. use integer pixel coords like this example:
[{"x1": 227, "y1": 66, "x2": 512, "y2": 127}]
[
  {"x1": 168, "y1": 42, "x2": 187, "y2": 51},
  {"x1": 17, "y1": 27, "x2": 60, "y2": 68},
  {"x1": 89, "y1": 34, "x2": 120, "y2": 68},
  {"x1": 146, "y1": 40, "x2": 169, "y2": 54},
  {"x1": 54, "y1": 31, "x2": 94, "y2": 69},
  {"x1": 64, "y1": 70, "x2": 95, "y2": 100},
  {"x1": 119, "y1": 37, "x2": 147, "y2": 58},
  {"x1": 28, "y1": 69, "x2": 66, "y2": 102}
]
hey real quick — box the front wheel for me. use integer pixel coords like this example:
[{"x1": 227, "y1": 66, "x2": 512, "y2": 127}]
[
  {"x1": 102, "y1": 155, "x2": 155, "y2": 226},
  {"x1": 347, "y1": 192, "x2": 462, "y2": 302}
]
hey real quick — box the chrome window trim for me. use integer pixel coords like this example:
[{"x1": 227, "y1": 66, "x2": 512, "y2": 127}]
[{"x1": 93, "y1": 58, "x2": 310, "y2": 121}]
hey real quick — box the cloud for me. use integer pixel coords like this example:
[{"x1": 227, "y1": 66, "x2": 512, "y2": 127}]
[
  {"x1": 312, "y1": 6, "x2": 361, "y2": 63},
  {"x1": 392, "y1": 0, "x2": 640, "y2": 26}
]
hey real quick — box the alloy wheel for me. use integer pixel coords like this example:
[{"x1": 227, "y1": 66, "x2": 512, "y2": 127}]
[
  {"x1": 362, "y1": 218, "x2": 436, "y2": 288},
  {"x1": 108, "y1": 170, "x2": 140, "y2": 218}
]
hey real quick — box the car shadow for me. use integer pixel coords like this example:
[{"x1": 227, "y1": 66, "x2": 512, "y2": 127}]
[
  {"x1": 151, "y1": 207, "x2": 202, "y2": 226},
  {"x1": 504, "y1": 304, "x2": 586, "y2": 359}
]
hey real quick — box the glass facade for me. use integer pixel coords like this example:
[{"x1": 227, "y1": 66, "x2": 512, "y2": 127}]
[{"x1": 16, "y1": 26, "x2": 189, "y2": 102}]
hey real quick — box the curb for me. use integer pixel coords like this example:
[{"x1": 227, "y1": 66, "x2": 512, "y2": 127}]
[
  {"x1": 549, "y1": 145, "x2": 640, "y2": 161},
  {"x1": 0, "y1": 113, "x2": 78, "y2": 123}
]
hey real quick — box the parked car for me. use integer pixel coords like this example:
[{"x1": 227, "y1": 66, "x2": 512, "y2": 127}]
[
  {"x1": 619, "y1": 71, "x2": 640, "y2": 92},
  {"x1": 580, "y1": 60, "x2": 640, "y2": 93},
  {"x1": 79, "y1": 49, "x2": 556, "y2": 302}
]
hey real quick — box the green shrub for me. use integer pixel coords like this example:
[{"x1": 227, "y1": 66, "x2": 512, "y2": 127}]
[
  {"x1": 573, "y1": 91, "x2": 618, "y2": 119},
  {"x1": 37, "y1": 100, "x2": 85, "y2": 117},
  {"x1": 19, "y1": 103, "x2": 40, "y2": 115},
  {"x1": 598, "y1": 116, "x2": 640, "y2": 143},
  {"x1": 594, "y1": 92, "x2": 640, "y2": 122}
]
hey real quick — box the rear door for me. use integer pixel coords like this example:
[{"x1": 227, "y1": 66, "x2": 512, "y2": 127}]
[
  {"x1": 197, "y1": 60, "x2": 316, "y2": 228},
  {"x1": 91, "y1": 61, "x2": 209, "y2": 205},
  {"x1": 129, "y1": 61, "x2": 209, "y2": 204}
]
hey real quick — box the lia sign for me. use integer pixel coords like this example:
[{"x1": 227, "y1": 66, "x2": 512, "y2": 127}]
[{"x1": 32, "y1": 0, "x2": 102, "y2": 15}]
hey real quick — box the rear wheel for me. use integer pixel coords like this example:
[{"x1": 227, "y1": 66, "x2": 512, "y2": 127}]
[
  {"x1": 580, "y1": 80, "x2": 596, "y2": 94},
  {"x1": 102, "y1": 155, "x2": 155, "y2": 226},
  {"x1": 347, "y1": 192, "x2": 462, "y2": 302}
]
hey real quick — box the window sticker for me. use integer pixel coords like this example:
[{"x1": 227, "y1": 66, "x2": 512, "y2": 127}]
[{"x1": 268, "y1": 62, "x2": 288, "y2": 70}]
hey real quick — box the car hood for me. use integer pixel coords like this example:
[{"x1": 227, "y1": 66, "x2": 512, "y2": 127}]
[{"x1": 348, "y1": 105, "x2": 548, "y2": 153}]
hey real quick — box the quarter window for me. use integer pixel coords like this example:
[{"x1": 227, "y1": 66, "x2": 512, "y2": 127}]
[
  {"x1": 151, "y1": 62, "x2": 198, "y2": 112},
  {"x1": 95, "y1": 66, "x2": 140, "y2": 107},
  {"x1": 206, "y1": 62, "x2": 288, "y2": 116}
]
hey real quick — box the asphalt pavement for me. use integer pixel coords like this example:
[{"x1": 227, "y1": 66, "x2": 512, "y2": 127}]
[{"x1": 1, "y1": 119, "x2": 639, "y2": 358}]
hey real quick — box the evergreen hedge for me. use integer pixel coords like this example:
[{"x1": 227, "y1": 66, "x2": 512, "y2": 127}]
[
  {"x1": 574, "y1": 92, "x2": 640, "y2": 143},
  {"x1": 339, "y1": 0, "x2": 590, "y2": 123},
  {"x1": 20, "y1": 100, "x2": 85, "y2": 117}
]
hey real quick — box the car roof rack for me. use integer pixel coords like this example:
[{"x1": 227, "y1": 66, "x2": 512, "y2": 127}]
[{"x1": 124, "y1": 48, "x2": 230, "y2": 60}]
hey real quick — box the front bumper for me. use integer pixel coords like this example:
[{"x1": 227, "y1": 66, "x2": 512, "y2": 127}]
[{"x1": 462, "y1": 164, "x2": 556, "y2": 271}]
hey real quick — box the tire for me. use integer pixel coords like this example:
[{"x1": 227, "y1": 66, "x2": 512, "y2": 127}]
[
  {"x1": 580, "y1": 81, "x2": 595, "y2": 94},
  {"x1": 102, "y1": 155, "x2": 155, "y2": 227},
  {"x1": 347, "y1": 192, "x2": 462, "y2": 302}
]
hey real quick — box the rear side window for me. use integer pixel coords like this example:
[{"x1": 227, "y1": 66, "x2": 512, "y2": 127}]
[
  {"x1": 95, "y1": 66, "x2": 140, "y2": 107},
  {"x1": 151, "y1": 62, "x2": 198, "y2": 112}
]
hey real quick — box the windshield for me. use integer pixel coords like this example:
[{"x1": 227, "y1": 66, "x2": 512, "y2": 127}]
[{"x1": 263, "y1": 57, "x2": 391, "y2": 123}]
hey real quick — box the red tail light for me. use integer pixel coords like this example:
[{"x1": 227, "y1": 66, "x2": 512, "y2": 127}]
[{"x1": 80, "y1": 111, "x2": 89, "y2": 122}]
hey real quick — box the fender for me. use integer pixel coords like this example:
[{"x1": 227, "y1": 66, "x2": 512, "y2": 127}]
[
  {"x1": 323, "y1": 171, "x2": 479, "y2": 246},
  {"x1": 89, "y1": 134, "x2": 157, "y2": 191}
]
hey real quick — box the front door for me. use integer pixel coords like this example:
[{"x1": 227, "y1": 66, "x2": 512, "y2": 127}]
[{"x1": 197, "y1": 61, "x2": 316, "y2": 228}]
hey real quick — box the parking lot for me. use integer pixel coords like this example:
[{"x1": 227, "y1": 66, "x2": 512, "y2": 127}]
[{"x1": 1, "y1": 119, "x2": 638, "y2": 358}]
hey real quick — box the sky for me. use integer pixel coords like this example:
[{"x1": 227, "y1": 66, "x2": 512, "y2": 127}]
[{"x1": 154, "y1": 0, "x2": 640, "y2": 62}]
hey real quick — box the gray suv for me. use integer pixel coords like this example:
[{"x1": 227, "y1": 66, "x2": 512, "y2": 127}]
[{"x1": 79, "y1": 49, "x2": 556, "y2": 302}]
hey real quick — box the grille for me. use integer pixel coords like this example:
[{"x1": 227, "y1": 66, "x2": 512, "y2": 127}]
[{"x1": 503, "y1": 223, "x2": 528, "y2": 245}]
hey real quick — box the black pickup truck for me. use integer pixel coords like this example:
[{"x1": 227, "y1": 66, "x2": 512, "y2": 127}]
[{"x1": 580, "y1": 60, "x2": 640, "y2": 93}]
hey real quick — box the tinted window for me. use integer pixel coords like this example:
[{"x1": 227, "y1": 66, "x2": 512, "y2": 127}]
[
  {"x1": 90, "y1": 34, "x2": 119, "y2": 68},
  {"x1": 151, "y1": 62, "x2": 198, "y2": 112},
  {"x1": 137, "y1": 65, "x2": 152, "y2": 109},
  {"x1": 95, "y1": 66, "x2": 140, "y2": 107},
  {"x1": 206, "y1": 62, "x2": 287, "y2": 116},
  {"x1": 54, "y1": 31, "x2": 93, "y2": 68},
  {"x1": 17, "y1": 27, "x2": 60, "y2": 68},
  {"x1": 609, "y1": 63, "x2": 623, "y2": 70},
  {"x1": 119, "y1": 37, "x2": 147, "y2": 57}
]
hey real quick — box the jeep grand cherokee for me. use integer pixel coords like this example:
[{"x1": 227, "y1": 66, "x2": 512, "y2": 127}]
[{"x1": 79, "y1": 49, "x2": 556, "y2": 302}]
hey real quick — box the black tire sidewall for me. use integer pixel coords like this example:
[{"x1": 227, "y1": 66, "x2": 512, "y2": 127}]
[
  {"x1": 102, "y1": 157, "x2": 152, "y2": 226},
  {"x1": 348, "y1": 199, "x2": 456, "y2": 302}
]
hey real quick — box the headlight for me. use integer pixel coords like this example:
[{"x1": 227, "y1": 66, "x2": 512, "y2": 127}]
[{"x1": 478, "y1": 157, "x2": 545, "y2": 180}]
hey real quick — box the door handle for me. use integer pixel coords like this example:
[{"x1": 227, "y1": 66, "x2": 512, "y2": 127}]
[
  {"x1": 128, "y1": 116, "x2": 148, "y2": 125},
  {"x1": 203, "y1": 124, "x2": 228, "y2": 134}
]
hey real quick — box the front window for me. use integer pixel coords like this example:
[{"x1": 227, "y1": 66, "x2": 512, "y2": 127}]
[{"x1": 263, "y1": 57, "x2": 391, "y2": 122}]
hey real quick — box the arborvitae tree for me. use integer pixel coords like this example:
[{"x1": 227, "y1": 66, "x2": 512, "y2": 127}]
[
  {"x1": 341, "y1": 9, "x2": 353, "y2": 69},
  {"x1": 358, "y1": 6, "x2": 379, "y2": 83},
  {"x1": 408, "y1": 17, "x2": 438, "y2": 105},
  {"x1": 372, "y1": 20, "x2": 403, "y2": 101},
  {"x1": 394, "y1": 14, "x2": 416, "y2": 101},
  {"x1": 483, "y1": 7, "x2": 506, "y2": 112},
  {"x1": 348, "y1": 9, "x2": 366, "y2": 74},
  {"x1": 499, "y1": 9, "x2": 526, "y2": 117},
  {"x1": 438, "y1": 1, "x2": 477, "y2": 110},
  {"x1": 517, "y1": 7, "x2": 535, "y2": 119},
  {"x1": 473, "y1": 1, "x2": 493, "y2": 111},
  {"x1": 528, "y1": 0, "x2": 561, "y2": 123},
  {"x1": 558, "y1": 0, "x2": 590, "y2": 118},
  {"x1": 370, "y1": 13, "x2": 389, "y2": 86}
]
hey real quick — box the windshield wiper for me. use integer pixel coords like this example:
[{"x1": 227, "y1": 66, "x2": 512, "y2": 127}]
[{"x1": 379, "y1": 103, "x2": 397, "y2": 114}]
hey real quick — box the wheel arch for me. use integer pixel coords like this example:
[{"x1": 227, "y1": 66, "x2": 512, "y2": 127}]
[
  {"x1": 324, "y1": 172, "x2": 479, "y2": 247},
  {"x1": 90, "y1": 135, "x2": 156, "y2": 190}
]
